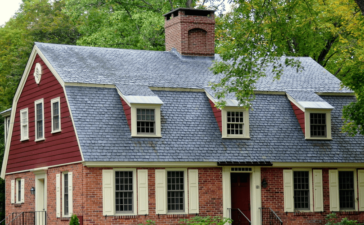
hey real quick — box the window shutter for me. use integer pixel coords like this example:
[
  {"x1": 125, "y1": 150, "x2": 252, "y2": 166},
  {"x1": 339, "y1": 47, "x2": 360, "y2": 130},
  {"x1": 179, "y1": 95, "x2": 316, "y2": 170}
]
[
  {"x1": 11, "y1": 180, "x2": 15, "y2": 204},
  {"x1": 188, "y1": 169, "x2": 199, "y2": 214},
  {"x1": 313, "y1": 170, "x2": 323, "y2": 211},
  {"x1": 102, "y1": 170, "x2": 115, "y2": 215},
  {"x1": 329, "y1": 170, "x2": 339, "y2": 211},
  {"x1": 283, "y1": 170, "x2": 294, "y2": 212},
  {"x1": 21, "y1": 179, "x2": 25, "y2": 203},
  {"x1": 155, "y1": 169, "x2": 166, "y2": 214},
  {"x1": 56, "y1": 174, "x2": 60, "y2": 217},
  {"x1": 358, "y1": 170, "x2": 364, "y2": 211},
  {"x1": 68, "y1": 172, "x2": 73, "y2": 215},
  {"x1": 138, "y1": 170, "x2": 149, "y2": 215}
]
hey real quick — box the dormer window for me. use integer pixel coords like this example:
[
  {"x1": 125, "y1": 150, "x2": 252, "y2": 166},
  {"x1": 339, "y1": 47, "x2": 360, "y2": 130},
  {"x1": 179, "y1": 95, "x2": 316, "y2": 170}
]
[
  {"x1": 137, "y1": 109, "x2": 155, "y2": 134},
  {"x1": 227, "y1": 111, "x2": 244, "y2": 135},
  {"x1": 222, "y1": 108, "x2": 249, "y2": 138},
  {"x1": 310, "y1": 113, "x2": 326, "y2": 137}
]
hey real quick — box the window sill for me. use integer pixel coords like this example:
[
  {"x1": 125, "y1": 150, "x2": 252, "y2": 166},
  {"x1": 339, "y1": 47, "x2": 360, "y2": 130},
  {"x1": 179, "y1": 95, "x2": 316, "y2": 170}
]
[
  {"x1": 131, "y1": 134, "x2": 162, "y2": 138},
  {"x1": 51, "y1": 130, "x2": 61, "y2": 134},
  {"x1": 222, "y1": 136, "x2": 250, "y2": 139},
  {"x1": 14, "y1": 203, "x2": 22, "y2": 207},
  {"x1": 60, "y1": 217, "x2": 70, "y2": 221},
  {"x1": 35, "y1": 138, "x2": 45, "y2": 142},
  {"x1": 305, "y1": 137, "x2": 332, "y2": 141},
  {"x1": 20, "y1": 138, "x2": 29, "y2": 142}
]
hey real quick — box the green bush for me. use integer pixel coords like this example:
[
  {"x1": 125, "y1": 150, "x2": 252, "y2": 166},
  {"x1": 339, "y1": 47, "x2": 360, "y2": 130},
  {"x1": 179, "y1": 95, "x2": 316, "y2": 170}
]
[
  {"x1": 325, "y1": 213, "x2": 358, "y2": 225},
  {"x1": 69, "y1": 214, "x2": 80, "y2": 225},
  {"x1": 138, "y1": 220, "x2": 156, "y2": 225},
  {"x1": 179, "y1": 216, "x2": 233, "y2": 225}
]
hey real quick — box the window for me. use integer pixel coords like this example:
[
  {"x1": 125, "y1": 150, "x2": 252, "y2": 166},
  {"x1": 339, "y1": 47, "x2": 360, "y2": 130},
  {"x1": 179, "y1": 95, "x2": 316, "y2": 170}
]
[
  {"x1": 20, "y1": 108, "x2": 29, "y2": 141},
  {"x1": 51, "y1": 97, "x2": 61, "y2": 133},
  {"x1": 34, "y1": 99, "x2": 44, "y2": 141},
  {"x1": 115, "y1": 171, "x2": 133, "y2": 213},
  {"x1": 227, "y1": 111, "x2": 244, "y2": 135},
  {"x1": 64, "y1": 173, "x2": 69, "y2": 216},
  {"x1": 17, "y1": 179, "x2": 21, "y2": 203},
  {"x1": 339, "y1": 171, "x2": 355, "y2": 210},
  {"x1": 310, "y1": 113, "x2": 326, "y2": 137},
  {"x1": 15, "y1": 178, "x2": 24, "y2": 204},
  {"x1": 167, "y1": 171, "x2": 185, "y2": 212},
  {"x1": 294, "y1": 171, "x2": 310, "y2": 210},
  {"x1": 137, "y1": 109, "x2": 155, "y2": 134}
]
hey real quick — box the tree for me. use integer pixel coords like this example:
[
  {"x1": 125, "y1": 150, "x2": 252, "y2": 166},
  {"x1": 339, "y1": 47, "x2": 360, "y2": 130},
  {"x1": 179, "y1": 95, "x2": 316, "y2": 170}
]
[{"x1": 212, "y1": 0, "x2": 364, "y2": 135}]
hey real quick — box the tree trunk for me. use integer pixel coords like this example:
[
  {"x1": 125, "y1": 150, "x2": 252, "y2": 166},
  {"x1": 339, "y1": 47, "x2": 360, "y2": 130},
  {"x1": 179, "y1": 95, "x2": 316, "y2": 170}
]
[{"x1": 355, "y1": 0, "x2": 364, "y2": 15}]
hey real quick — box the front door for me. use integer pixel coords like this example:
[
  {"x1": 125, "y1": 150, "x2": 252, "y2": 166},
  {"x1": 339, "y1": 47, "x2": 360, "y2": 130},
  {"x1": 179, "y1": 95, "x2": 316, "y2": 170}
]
[
  {"x1": 231, "y1": 173, "x2": 250, "y2": 225},
  {"x1": 35, "y1": 173, "x2": 47, "y2": 225}
]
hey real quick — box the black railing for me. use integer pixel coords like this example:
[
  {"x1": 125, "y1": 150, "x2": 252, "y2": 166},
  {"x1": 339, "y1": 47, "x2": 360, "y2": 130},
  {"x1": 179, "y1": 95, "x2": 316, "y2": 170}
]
[
  {"x1": 260, "y1": 207, "x2": 282, "y2": 225},
  {"x1": 228, "y1": 208, "x2": 251, "y2": 224},
  {"x1": 5, "y1": 211, "x2": 46, "y2": 225}
]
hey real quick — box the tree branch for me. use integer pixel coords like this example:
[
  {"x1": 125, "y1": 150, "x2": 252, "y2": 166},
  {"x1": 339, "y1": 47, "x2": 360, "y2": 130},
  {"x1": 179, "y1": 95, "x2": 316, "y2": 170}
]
[
  {"x1": 354, "y1": 0, "x2": 364, "y2": 15},
  {"x1": 317, "y1": 35, "x2": 338, "y2": 65}
]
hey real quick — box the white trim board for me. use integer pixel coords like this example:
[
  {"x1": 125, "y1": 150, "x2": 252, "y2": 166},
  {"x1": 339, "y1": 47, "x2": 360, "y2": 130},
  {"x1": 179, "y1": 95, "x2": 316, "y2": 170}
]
[{"x1": 83, "y1": 161, "x2": 217, "y2": 167}]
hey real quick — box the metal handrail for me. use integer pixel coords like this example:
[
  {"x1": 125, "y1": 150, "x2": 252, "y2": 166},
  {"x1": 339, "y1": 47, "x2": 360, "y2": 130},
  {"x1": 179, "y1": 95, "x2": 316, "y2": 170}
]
[
  {"x1": 6, "y1": 212, "x2": 23, "y2": 225},
  {"x1": 228, "y1": 208, "x2": 251, "y2": 224},
  {"x1": 268, "y1": 207, "x2": 282, "y2": 223}
]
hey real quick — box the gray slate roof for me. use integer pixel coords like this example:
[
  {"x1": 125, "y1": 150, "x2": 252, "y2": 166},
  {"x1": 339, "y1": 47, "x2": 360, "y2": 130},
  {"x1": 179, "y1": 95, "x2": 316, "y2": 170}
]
[
  {"x1": 286, "y1": 90, "x2": 326, "y2": 102},
  {"x1": 66, "y1": 86, "x2": 364, "y2": 163},
  {"x1": 36, "y1": 43, "x2": 352, "y2": 93}
]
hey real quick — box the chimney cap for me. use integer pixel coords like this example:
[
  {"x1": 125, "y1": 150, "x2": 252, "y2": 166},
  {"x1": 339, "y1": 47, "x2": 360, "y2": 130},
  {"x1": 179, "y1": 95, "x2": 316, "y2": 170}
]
[{"x1": 163, "y1": 8, "x2": 215, "y2": 17}]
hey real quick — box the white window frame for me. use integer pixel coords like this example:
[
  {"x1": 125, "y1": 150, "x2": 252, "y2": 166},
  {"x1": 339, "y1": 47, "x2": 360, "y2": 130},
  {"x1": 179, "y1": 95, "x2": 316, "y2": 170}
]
[
  {"x1": 165, "y1": 168, "x2": 188, "y2": 214},
  {"x1": 304, "y1": 109, "x2": 332, "y2": 140},
  {"x1": 20, "y1": 108, "x2": 29, "y2": 141},
  {"x1": 292, "y1": 168, "x2": 313, "y2": 212},
  {"x1": 221, "y1": 107, "x2": 250, "y2": 139},
  {"x1": 113, "y1": 168, "x2": 137, "y2": 215},
  {"x1": 131, "y1": 104, "x2": 161, "y2": 138},
  {"x1": 34, "y1": 98, "x2": 45, "y2": 142},
  {"x1": 62, "y1": 172, "x2": 70, "y2": 217},
  {"x1": 338, "y1": 169, "x2": 358, "y2": 211},
  {"x1": 16, "y1": 178, "x2": 22, "y2": 204},
  {"x1": 51, "y1": 97, "x2": 61, "y2": 133}
]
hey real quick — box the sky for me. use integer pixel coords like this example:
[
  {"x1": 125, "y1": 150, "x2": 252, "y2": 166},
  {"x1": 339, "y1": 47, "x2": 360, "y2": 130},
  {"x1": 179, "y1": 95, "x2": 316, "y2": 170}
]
[{"x1": 0, "y1": 0, "x2": 23, "y2": 26}]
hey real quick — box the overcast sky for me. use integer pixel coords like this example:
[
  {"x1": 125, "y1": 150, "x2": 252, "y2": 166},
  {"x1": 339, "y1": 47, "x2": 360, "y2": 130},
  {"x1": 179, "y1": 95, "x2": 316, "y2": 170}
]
[{"x1": 0, "y1": 0, "x2": 22, "y2": 26}]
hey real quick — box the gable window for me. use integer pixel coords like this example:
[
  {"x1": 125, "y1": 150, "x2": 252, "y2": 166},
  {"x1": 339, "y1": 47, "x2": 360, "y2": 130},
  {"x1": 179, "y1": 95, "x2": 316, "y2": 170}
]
[
  {"x1": 115, "y1": 171, "x2": 134, "y2": 213},
  {"x1": 51, "y1": 97, "x2": 61, "y2": 133},
  {"x1": 227, "y1": 111, "x2": 244, "y2": 135},
  {"x1": 34, "y1": 99, "x2": 44, "y2": 141},
  {"x1": 310, "y1": 113, "x2": 326, "y2": 137},
  {"x1": 339, "y1": 171, "x2": 355, "y2": 210},
  {"x1": 20, "y1": 108, "x2": 29, "y2": 141},
  {"x1": 294, "y1": 171, "x2": 310, "y2": 210},
  {"x1": 167, "y1": 171, "x2": 185, "y2": 212},
  {"x1": 137, "y1": 109, "x2": 155, "y2": 134}
]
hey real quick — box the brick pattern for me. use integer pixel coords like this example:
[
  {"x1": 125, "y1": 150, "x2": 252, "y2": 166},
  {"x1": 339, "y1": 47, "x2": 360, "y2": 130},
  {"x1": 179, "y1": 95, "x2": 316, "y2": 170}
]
[
  {"x1": 261, "y1": 168, "x2": 364, "y2": 225},
  {"x1": 165, "y1": 10, "x2": 215, "y2": 57}
]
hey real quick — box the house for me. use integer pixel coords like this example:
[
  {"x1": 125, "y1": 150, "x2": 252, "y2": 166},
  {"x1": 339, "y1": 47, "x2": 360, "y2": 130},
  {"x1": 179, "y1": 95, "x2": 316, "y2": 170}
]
[{"x1": 1, "y1": 7, "x2": 364, "y2": 225}]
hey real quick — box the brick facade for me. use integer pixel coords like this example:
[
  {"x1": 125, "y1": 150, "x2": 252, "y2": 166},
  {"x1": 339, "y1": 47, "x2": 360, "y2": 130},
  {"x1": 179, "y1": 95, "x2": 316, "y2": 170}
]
[
  {"x1": 164, "y1": 9, "x2": 215, "y2": 57},
  {"x1": 5, "y1": 166, "x2": 223, "y2": 224},
  {"x1": 261, "y1": 168, "x2": 364, "y2": 225}
]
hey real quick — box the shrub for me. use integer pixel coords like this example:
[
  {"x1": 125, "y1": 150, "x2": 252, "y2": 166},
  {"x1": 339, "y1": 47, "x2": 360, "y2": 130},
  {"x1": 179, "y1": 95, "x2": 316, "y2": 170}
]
[
  {"x1": 137, "y1": 220, "x2": 156, "y2": 225},
  {"x1": 325, "y1": 213, "x2": 358, "y2": 225},
  {"x1": 69, "y1": 214, "x2": 80, "y2": 225},
  {"x1": 179, "y1": 216, "x2": 233, "y2": 225}
]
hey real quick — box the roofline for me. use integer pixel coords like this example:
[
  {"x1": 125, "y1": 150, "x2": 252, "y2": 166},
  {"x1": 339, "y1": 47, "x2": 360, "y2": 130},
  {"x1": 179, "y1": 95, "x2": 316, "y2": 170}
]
[
  {"x1": 83, "y1": 161, "x2": 218, "y2": 167},
  {"x1": 163, "y1": 7, "x2": 215, "y2": 16},
  {"x1": 0, "y1": 108, "x2": 11, "y2": 117}
]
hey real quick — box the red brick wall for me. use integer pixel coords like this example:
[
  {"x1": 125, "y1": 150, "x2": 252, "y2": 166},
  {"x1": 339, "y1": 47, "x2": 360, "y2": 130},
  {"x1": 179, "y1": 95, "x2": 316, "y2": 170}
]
[
  {"x1": 165, "y1": 10, "x2": 215, "y2": 57},
  {"x1": 290, "y1": 102, "x2": 305, "y2": 134},
  {"x1": 82, "y1": 167, "x2": 223, "y2": 225},
  {"x1": 261, "y1": 168, "x2": 364, "y2": 225},
  {"x1": 7, "y1": 54, "x2": 82, "y2": 173}
]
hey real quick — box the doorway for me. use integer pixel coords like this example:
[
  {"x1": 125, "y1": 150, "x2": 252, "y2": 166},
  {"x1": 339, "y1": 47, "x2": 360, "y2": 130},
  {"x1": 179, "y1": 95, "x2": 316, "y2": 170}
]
[
  {"x1": 35, "y1": 173, "x2": 47, "y2": 225},
  {"x1": 231, "y1": 173, "x2": 250, "y2": 225}
]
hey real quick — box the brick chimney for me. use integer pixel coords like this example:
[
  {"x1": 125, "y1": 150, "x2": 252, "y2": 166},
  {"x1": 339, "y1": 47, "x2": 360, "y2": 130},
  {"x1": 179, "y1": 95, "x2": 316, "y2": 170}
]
[{"x1": 164, "y1": 8, "x2": 215, "y2": 57}]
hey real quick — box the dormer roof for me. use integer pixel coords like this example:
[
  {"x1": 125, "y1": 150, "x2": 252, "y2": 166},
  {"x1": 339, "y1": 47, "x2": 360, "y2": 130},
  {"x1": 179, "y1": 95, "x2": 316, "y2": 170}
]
[
  {"x1": 286, "y1": 90, "x2": 334, "y2": 110},
  {"x1": 116, "y1": 84, "x2": 163, "y2": 105}
]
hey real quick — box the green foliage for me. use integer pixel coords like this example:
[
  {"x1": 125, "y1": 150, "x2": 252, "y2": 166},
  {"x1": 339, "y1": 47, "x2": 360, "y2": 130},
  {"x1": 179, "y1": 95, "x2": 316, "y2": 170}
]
[
  {"x1": 212, "y1": 0, "x2": 364, "y2": 133},
  {"x1": 69, "y1": 214, "x2": 80, "y2": 225},
  {"x1": 325, "y1": 213, "x2": 358, "y2": 225},
  {"x1": 137, "y1": 220, "x2": 156, "y2": 225},
  {"x1": 179, "y1": 216, "x2": 233, "y2": 225}
]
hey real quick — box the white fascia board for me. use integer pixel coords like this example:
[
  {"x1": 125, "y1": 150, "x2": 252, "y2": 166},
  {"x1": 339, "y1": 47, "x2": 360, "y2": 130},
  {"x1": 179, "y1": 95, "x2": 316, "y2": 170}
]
[
  {"x1": 298, "y1": 101, "x2": 334, "y2": 110},
  {"x1": 205, "y1": 91, "x2": 239, "y2": 107},
  {"x1": 124, "y1": 96, "x2": 163, "y2": 105},
  {"x1": 83, "y1": 161, "x2": 218, "y2": 167}
]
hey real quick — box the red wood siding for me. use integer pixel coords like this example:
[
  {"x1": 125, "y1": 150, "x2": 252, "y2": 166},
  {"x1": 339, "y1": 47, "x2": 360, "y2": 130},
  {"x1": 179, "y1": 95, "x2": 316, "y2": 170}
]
[
  {"x1": 120, "y1": 97, "x2": 131, "y2": 130},
  {"x1": 290, "y1": 101, "x2": 305, "y2": 134},
  {"x1": 209, "y1": 99, "x2": 222, "y2": 132},
  {"x1": 6, "y1": 55, "x2": 82, "y2": 173}
]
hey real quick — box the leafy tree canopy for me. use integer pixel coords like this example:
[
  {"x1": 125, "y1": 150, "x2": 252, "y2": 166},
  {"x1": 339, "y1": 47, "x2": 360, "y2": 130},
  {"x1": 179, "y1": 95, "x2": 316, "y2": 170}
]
[{"x1": 212, "y1": 0, "x2": 364, "y2": 135}]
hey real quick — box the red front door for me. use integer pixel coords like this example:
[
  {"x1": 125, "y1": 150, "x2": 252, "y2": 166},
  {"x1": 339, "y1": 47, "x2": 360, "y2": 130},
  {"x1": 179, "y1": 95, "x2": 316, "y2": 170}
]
[{"x1": 231, "y1": 173, "x2": 251, "y2": 225}]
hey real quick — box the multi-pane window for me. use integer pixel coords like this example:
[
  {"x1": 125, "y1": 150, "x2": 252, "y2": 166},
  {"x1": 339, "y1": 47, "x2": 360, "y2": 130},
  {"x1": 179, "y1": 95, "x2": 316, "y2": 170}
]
[
  {"x1": 51, "y1": 98, "x2": 61, "y2": 132},
  {"x1": 64, "y1": 173, "x2": 69, "y2": 216},
  {"x1": 137, "y1": 109, "x2": 155, "y2": 134},
  {"x1": 17, "y1": 179, "x2": 21, "y2": 203},
  {"x1": 167, "y1": 171, "x2": 184, "y2": 212},
  {"x1": 35, "y1": 100, "x2": 44, "y2": 140},
  {"x1": 339, "y1": 171, "x2": 355, "y2": 210},
  {"x1": 20, "y1": 109, "x2": 28, "y2": 140},
  {"x1": 227, "y1": 111, "x2": 244, "y2": 135},
  {"x1": 294, "y1": 171, "x2": 310, "y2": 210},
  {"x1": 310, "y1": 113, "x2": 326, "y2": 137},
  {"x1": 115, "y1": 171, "x2": 133, "y2": 213}
]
